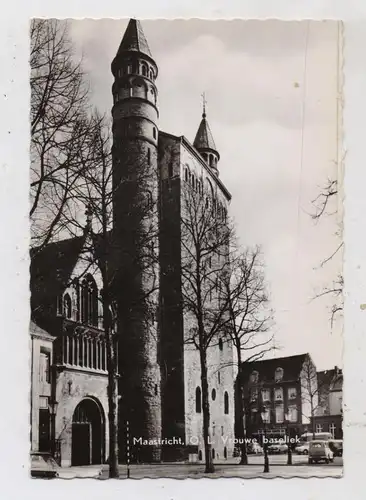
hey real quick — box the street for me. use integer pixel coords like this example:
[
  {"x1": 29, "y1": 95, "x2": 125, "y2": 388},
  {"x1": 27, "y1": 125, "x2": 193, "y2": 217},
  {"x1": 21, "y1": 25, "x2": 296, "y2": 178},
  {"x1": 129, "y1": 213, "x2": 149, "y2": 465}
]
[{"x1": 56, "y1": 455, "x2": 343, "y2": 479}]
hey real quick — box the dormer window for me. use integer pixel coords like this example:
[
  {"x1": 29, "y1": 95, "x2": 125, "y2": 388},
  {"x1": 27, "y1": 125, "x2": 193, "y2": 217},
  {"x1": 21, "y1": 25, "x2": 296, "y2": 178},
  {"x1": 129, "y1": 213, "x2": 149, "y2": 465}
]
[
  {"x1": 250, "y1": 370, "x2": 259, "y2": 384},
  {"x1": 275, "y1": 367, "x2": 284, "y2": 382}
]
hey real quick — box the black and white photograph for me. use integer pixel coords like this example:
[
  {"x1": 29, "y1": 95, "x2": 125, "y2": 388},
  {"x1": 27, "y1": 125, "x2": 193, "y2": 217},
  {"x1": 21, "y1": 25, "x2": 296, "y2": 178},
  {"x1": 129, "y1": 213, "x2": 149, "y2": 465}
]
[{"x1": 29, "y1": 18, "x2": 343, "y2": 479}]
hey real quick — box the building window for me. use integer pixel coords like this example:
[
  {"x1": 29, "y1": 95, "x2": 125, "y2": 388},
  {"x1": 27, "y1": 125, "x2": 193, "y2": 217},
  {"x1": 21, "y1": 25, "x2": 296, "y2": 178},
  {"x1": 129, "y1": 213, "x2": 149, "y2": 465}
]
[
  {"x1": 288, "y1": 387, "x2": 297, "y2": 400},
  {"x1": 195, "y1": 386, "x2": 202, "y2": 413},
  {"x1": 261, "y1": 389, "x2": 270, "y2": 402},
  {"x1": 154, "y1": 384, "x2": 158, "y2": 396},
  {"x1": 198, "y1": 450, "x2": 202, "y2": 461},
  {"x1": 168, "y1": 162, "x2": 173, "y2": 178},
  {"x1": 224, "y1": 391, "x2": 229, "y2": 414},
  {"x1": 250, "y1": 389, "x2": 258, "y2": 402},
  {"x1": 221, "y1": 425, "x2": 224, "y2": 436},
  {"x1": 212, "y1": 388, "x2": 216, "y2": 401},
  {"x1": 329, "y1": 422, "x2": 336, "y2": 438},
  {"x1": 147, "y1": 148, "x2": 151, "y2": 165},
  {"x1": 274, "y1": 387, "x2": 283, "y2": 401},
  {"x1": 81, "y1": 275, "x2": 98, "y2": 326},
  {"x1": 275, "y1": 367, "x2": 284, "y2": 382},
  {"x1": 153, "y1": 127, "x2": 157, "y2": 139},
  {"x1": 38, "y1": 408, "x2": 50, "y2": 452},
  {"x1": 63, "y1": 293, "x2": 72, "y2": 319},
  {"x1": 218, "y1": 338, "x2": 223, "y2": 351},
  {"x1": 184, "y1": 168, "x2": 188, "y2": 182},
  {"x1": 141, "y1": 63, "x2": 147, "y2": 76},
  {"x1": 250, "y1": 370, "x2": 259, "y2": 384},
  {"x1": 218, "y1": 371, "x2": 221, "y2": 384},
  {"x1": 127, "y1": 64, "x2": 132, "y2": 74},
  {"x1": 288, "y1": 405, "x2": 298, "y2": 422},
  {"x1": 39, "y1": 349, "x2": 50, "y2": 383},
  {"x1": 275, "y1": 405, "x2": 284, "y2": 423},
  {"x1": 224, "y1": 446, "x2": 227, "y2": 459},
  {"x1": 316, "y1": 424, "x2": 323, "y2": 433}
]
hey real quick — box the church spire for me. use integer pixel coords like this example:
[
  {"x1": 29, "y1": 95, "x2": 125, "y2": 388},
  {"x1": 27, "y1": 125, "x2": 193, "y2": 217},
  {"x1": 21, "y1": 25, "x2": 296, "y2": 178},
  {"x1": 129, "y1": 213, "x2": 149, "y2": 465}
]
[
  {"x1": 116, "y1": 18, "x2": 153, "y2": 58},
  {"x1": 193, "y1": 94, "x2": 220, "y2": 176}
]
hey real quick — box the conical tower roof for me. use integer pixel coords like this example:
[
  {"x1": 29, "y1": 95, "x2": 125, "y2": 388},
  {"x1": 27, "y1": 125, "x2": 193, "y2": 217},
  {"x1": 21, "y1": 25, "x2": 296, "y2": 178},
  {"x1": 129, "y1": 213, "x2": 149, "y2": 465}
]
[
  {"x1": 117, "y1": 18, "x2": 152, "y2": 58},
  {"x1": 193, "y1": 114, "x2": 218, "y2": 152}
]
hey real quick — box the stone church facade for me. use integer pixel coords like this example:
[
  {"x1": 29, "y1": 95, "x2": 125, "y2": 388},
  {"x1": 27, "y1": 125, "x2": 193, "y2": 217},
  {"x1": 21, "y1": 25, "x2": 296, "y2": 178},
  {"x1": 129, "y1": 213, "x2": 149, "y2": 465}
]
[{"x1": 30, "y1": 19, "x2": 235, "y2": 467}]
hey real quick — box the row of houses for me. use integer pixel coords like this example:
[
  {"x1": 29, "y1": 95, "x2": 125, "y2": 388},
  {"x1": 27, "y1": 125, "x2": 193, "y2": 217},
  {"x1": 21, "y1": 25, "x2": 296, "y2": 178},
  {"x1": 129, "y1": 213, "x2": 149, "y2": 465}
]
[{"x1": 236, "y1": 353, "x2": 343, "y2": 442}]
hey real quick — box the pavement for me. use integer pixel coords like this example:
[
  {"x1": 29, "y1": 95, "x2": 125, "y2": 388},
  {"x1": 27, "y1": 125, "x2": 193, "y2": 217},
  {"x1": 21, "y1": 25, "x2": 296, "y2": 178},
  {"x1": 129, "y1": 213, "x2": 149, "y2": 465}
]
[{"x1": 56, "y1": 455, "x2": 343, "y2": 479}]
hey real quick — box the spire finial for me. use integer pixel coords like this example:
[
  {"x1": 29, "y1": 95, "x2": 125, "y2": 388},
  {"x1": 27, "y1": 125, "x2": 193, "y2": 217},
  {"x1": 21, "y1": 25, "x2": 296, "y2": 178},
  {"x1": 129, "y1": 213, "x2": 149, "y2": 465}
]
[{"x1": 201, "y1": 91, "x2": 207, "y2": 118}]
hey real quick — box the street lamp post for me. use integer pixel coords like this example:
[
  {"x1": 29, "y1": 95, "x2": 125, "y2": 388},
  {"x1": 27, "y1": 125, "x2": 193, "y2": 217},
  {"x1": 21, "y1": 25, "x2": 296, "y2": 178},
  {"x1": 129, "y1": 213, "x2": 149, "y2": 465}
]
[
  {"x1": 284, "y1": 410, "x2": 292, "y2": 466},
  {"x1": 48, "y1": 399, "x2": 58, "y2": 458},
  {"x1": 260, "y1": 408, "x2": 270, "y2": 473}
]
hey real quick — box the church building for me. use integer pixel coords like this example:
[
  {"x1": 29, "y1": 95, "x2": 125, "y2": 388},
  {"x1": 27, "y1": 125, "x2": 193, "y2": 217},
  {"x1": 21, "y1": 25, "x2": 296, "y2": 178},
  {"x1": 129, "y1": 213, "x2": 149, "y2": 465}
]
[{"x1": 30, "y1": 18, "x2": 235, "y2": 467}]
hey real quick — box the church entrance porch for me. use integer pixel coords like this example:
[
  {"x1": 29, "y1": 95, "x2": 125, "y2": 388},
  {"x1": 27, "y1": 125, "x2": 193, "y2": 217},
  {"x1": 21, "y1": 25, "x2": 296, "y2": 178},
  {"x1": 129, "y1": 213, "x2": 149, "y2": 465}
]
[{"x1": 71, "y1": 397, "x2": 105, "y2": 466}]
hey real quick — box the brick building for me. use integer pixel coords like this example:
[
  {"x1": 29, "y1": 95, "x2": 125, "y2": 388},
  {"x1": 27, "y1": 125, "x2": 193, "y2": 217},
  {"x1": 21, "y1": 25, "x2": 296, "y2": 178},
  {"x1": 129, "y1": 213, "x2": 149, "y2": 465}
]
[
  {"x1": 311, "y1": 367, "x2": 343, "y2": 439},
  {"x1": 237, "y1": 354, "x2": 318, "y2": 443},
  {"x1": 30, "y1": 18, "x2": 235, "y2": 466}
]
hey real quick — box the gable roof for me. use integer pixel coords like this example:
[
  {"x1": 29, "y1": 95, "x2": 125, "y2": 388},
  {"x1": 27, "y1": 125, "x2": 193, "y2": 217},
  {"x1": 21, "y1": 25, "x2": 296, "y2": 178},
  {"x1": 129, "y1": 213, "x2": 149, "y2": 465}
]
[
  {"x1": 317, "y1": 368, "x2": 343, "y2": 392},
  {"x1": 30, "y1": 235, "x2": 85, "y2": 320},
  {"x1": 29, "y1": 320, "x2": 55, "y2": 340},
  {"x1": 117, "y1": 18, "x2": 152, "y2": 58},
  {"x1": 241, "y1": 353, "x2": 310, "y2": 384}
]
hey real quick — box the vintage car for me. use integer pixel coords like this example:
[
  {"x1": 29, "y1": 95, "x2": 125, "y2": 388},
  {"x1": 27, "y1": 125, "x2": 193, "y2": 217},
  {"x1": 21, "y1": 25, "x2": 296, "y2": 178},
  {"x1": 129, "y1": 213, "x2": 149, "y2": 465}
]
[
  {"x1": 267, "y1": 442, "x2": 288, "y2": 454},
  {"x1": 294, "y1": 442, "x2": 310, "y2": 455},
  {"x1": 308, "y1": 440, "x2": 334, "y2": 464},
  {"x1": 30, "y1": 452, "x2": 59, "y2": 479}
]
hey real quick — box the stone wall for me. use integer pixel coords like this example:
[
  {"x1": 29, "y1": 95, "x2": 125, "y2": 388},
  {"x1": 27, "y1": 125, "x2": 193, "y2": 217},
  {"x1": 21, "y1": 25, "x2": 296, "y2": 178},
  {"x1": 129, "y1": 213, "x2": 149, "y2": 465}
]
[{"x1": 54, "y1": 368, "x2": 109, "y2": 467}]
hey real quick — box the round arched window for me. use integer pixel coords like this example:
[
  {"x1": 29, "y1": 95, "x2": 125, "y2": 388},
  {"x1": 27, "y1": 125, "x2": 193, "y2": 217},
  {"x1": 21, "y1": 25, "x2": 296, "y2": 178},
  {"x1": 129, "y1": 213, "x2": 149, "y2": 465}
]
[{"x1": 212, "y1": 388, "x2": 216, "y2": 401}]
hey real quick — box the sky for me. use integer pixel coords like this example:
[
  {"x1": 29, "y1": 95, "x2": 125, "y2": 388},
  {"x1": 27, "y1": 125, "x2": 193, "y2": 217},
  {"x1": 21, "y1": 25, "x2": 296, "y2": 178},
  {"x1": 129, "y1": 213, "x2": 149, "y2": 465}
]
[{"x1": 69, "y1": 19, "x2": 343, "y2": 371}]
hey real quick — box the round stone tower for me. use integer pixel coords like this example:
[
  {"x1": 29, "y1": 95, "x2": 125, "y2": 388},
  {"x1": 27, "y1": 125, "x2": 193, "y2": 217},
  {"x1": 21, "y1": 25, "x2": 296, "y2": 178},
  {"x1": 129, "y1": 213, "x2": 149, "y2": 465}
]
[{"x1": 111, "y1": 19, "x2": 161, "y2": 462}]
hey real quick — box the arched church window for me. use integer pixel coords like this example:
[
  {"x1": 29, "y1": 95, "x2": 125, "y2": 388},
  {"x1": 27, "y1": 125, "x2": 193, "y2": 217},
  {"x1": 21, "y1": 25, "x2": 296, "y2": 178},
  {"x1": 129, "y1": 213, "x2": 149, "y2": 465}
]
[
  {"x1": 184, "y1": 167, "x2": 188, "y2": 182},
  {"x1": 81, "y1": 275, "x2": 98, "y2": 327},
  {"x1": 63, "y1": 293, "x2": 72, "y2": 319},
  {"x1": 195, "y1": 386, "x2": 202, "y2": 413},
  {"x1": 149, "y1": 69, "x2": 154, "y2": 80},
  {"x1": 132, "y1": 77, "x2": 146, "y2": 99},
  {"x1": 153, "y1": 127, "x2": 157, "y2": 139},
  {"x1": 141, "y1": 63, "x2": 148, "y2": 76}
]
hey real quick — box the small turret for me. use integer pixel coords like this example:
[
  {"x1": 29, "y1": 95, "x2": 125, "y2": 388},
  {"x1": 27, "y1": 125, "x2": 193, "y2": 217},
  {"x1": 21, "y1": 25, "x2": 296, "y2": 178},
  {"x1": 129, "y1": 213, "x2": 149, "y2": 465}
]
[{"x1": 193, "y1": 94, "x2": 220, "y2": 176}]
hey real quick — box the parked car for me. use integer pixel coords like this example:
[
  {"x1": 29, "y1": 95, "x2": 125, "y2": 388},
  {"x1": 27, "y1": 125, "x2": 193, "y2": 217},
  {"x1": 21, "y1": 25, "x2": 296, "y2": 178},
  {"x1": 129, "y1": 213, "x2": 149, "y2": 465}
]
[
  {"x1": 30, "y1": 452, "x2": 59, "y2": 478},
  {"x1": 329, "y1": 439, "x2": 343, "y2": 457},
  {"x1": 267, "y1": 443, "x2": 288, "y2": 454},
  {"x1": 308, "y1": 440, "x2": 334, "y2": 464},
  {"x1": 247, "y1": 442, "x2": 263, "y2": 454},
  {"x1": 295, "y1": 442, "x2": 310, "y2": 455}
]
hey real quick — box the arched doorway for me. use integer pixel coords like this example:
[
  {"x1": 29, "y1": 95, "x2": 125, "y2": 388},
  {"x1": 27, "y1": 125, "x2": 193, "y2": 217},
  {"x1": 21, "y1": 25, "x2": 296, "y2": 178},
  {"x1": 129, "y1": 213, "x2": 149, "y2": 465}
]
[{"x1": 71, "y1": 398, "x2": 105, "y2": 466}]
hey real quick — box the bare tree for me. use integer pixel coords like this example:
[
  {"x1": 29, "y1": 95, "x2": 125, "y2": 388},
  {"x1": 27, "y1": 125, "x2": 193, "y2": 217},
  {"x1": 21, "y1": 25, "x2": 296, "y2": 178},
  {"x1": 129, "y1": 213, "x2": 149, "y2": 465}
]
[
  {"x1": 311, "y1": 178, "x2": 343, "y2": 326},
  {"x1": 30, "y1": 19, "x2": 93, "y2": 251},
  {"x1": 180, "y1": 181, "x2": 233, "y2": 473},
  {"x1": 299, "y1": 357, "x2": 334, "y2": 439},
  {"x1": 220, "y1": 246, "x2": 274, "y2": 465},
  {"x1": 64, "y1": 111, "x2": 161, "y2": 473}
]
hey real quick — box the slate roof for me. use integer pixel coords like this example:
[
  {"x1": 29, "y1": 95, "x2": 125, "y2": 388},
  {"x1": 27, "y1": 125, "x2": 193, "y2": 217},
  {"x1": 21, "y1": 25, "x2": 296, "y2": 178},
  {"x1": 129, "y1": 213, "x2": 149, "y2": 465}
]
[
  {"x1": 241, "y1": 353, "x2": 310, "y2": 384},
  {"x1": 317, "y1": 368, "x2": 343, "y2": 392},
  {"x1": 30, "y1": 235, "x2": 85, "y2": 320},
  {"x1": 29, "y1": 320, "x2": 55, "y2": 340},
  {"x1": 117, "y1": 18, "x2": 152, "y2": 58},
  {"x1": 193, "y1": 114, "x2": 218, "y2": 153}
]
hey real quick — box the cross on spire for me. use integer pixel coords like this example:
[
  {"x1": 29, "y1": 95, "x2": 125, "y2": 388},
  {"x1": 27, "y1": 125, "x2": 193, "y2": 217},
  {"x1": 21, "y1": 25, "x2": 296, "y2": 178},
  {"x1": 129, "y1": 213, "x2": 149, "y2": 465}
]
[{"x1": 201, "y1": 92, "x2": 207, "y2": 118}]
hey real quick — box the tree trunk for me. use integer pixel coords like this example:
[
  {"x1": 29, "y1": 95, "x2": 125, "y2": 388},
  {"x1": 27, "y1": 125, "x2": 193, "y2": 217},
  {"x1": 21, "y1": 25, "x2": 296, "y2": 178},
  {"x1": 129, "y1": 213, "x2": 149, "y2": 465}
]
[
  {"x1": 311, "y1": 399, "x2": 316, "y2": 440},
  {"x1": 236, "y1": 348, "x2": 248, "y2": 465},
  {"x1": 200, "y1": 347, "x2": 214, "y2": 473},
  {"x1": 104, "y1": 307, "x2": 119, "y2": 478},
  {"x1": 107, "y1": 357, "x2": 119, "y2": 477}
]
